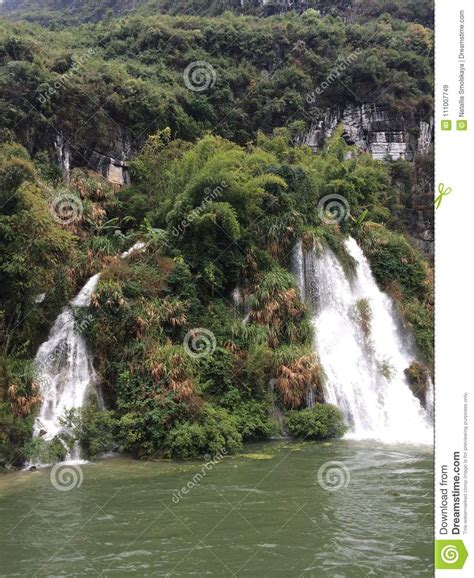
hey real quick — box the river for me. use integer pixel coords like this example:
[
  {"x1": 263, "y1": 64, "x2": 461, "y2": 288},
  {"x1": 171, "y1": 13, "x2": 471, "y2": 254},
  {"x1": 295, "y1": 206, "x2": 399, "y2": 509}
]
[{"x1": 0, "y1": 439, "x2": 433, "y2": 577}]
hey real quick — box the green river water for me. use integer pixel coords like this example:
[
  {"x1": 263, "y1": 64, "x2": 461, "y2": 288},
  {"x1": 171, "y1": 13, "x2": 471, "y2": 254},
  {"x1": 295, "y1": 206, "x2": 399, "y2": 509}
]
[{"x1": 0, "y1": 440, "x2": 433, "y2": 577}]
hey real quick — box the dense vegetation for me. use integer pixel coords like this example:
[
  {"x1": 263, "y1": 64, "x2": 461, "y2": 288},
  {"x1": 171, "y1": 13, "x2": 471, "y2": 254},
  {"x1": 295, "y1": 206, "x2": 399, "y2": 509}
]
[
  {"x1": 0, "y1": 0, "x2": 435, "y2": 27},
  {"x1": 0, "y1": 126, "x2": 433, "y2": 464},
  {"x1": 285, "y1": 405, "x2": 347, "y2": 440},
  {"x1": 0, "y1": 1, "x2": 433, "y2": 466},
  {"x1": 0, "y1": 0, "x2": 433, "y2": 163}
]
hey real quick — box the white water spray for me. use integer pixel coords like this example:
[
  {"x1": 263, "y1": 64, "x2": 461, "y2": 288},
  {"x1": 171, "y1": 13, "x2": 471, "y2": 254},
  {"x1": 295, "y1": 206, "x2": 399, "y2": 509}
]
[
  {"x1": 32, "y1": 274, "x2": 100, "y2": 462},
  {"x1": 32, "y1": 242, "x2": 145, "y2": 462},
  {"x1": 293, "y1": 237, "x2": 432, "y2": 444}
]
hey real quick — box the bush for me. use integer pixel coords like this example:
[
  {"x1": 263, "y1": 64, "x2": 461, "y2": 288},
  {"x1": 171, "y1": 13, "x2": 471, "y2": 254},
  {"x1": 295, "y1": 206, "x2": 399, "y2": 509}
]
[
  {"x1": 22, "y1": 436, "x2": 67, "y2": 464},
  {"x1": 69, "y1": 406, "x2": 119, "y2": 460},
  {"x1": 404, "y1": 361, "x2": 430, "y2": 407},
  {"x1": 164, "y1": 405, "x2": 242, "y2": 459},
  {"x1": 285, "y1": 404, "x2": 347, "y2": 440},
  {"x1": 232, "y1": 400, "x2": 276, "y2": 440},
  {"x1": 357, "y1": 225, "x2": 429, "y2": 299},
  {"x1": 0, "y1": 401, "x2": 38, "y2": 466}
]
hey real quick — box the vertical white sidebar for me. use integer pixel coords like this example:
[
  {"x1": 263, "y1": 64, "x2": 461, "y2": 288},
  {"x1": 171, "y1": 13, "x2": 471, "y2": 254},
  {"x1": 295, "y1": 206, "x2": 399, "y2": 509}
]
[{"x1": 435, "y1": 0, "x2": 473, "y2": 574}]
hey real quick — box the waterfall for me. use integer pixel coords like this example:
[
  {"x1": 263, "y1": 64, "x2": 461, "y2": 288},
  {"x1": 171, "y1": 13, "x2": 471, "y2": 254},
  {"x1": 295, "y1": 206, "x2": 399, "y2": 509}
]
[
  {"x1": 54, "y1": 135, "x2": 71, "y2": 182},
  {"x1": 293, "y1": 237, "x2": 432, "y2": 444},
  {"x1": 32, "y1": 242, "x2": 145, "y2": 463},
  {"x1": 425, "y1": 377, "x2": 434, "y2": 419},
  {"x1": 32, "y1": 274, "x2": 100, "y2": 462}
]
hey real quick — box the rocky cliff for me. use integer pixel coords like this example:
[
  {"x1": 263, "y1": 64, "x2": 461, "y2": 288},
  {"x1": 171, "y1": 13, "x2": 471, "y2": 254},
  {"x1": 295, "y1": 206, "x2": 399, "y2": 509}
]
[
  {"x1": 54, "y1": 102, "x2": 433, "y2": 255},
  {"x1": 300, "y1": 104, "x2": 433, "y2": 161},
  {"x1": 297, "y1": 104, "x2": 434, "y2": 256},
  {"x1": 54, "y1": 129, "x2": 131, "y2": 186}
]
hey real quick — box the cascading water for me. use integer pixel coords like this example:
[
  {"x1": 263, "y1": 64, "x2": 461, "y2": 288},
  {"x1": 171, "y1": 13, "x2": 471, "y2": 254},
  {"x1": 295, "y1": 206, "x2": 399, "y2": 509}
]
[
  {"x1": 54, "y1": 135, "x2": 71, "y2": 182},
  {"x1": 32, "y1": 242, "x2": 145, "y2": 463},
  {"x1": 32, "y1": 274, "x2": 100, "y2": 462},
  {"x1": 293, "y1": 237, "x2": 432, "y2": 444}
]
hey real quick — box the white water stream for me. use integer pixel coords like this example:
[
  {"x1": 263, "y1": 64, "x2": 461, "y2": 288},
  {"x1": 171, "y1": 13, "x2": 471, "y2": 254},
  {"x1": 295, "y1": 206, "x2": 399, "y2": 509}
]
[
  {"x1": 293, "y1": 237, "x2": 432, "y2": 444},
  {"x1": 32, "y1": 242, "x2": 145, "y2": 462},
  {"x1": 32, "y1": 275, "x2": 100, "y2": 461}
]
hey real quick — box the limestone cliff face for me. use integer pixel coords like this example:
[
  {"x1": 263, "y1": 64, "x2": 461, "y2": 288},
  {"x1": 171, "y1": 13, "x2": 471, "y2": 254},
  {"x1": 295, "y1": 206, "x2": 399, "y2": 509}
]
[
  {"x1": 54, "y1": 127, "x2": 131, "y2": 186},
  {"x1": 54, "y1": 101, "x2": 433, "y2": 255},
  {"x1": 301, "y1": 104, "x2": 433, "y2": 161},
  {"x1": 298, "y1": 104, "x2": 434, "y2": 256}
]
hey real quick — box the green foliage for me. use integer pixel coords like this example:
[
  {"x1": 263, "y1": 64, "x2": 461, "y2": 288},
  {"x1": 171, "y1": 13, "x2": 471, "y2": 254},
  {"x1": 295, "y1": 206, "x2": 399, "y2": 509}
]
[
  {"x1": 378, "y1": 359, "x2": 394, "y2": 381},
  {"x1": 0, "y1": 0, "x2": 434, "y2": 463},
  {"x1": 0, "y1": 402, "x2": 35, "y2": 465},
  {"x1": 22, "y1": 436, "x2": 67, "y2": 464},
  {"x1": 0, "y1": 349, "x2": 42, "y2": 465},
  {"x1": 232, "y1": 400, "x2": 276, "y2": 440},
  {"x1": 358, "y1": 225, "x2": 429, "y2": 299},
  {"x1": 0, "y1": 143, "x2": 76, "y2": 356},
  {"x1": 355, "y1": 298, "x2": 372, "y2": 337},
  {"x1": 0, "y1": 1, "x2": 434, "y2": 28},
  {"x1": 67, "y1": 406, "x2": 118, "y2": 460},
  {"x1": 0, "y1": 6, "x2": 432, "y2": 159},
  {"x1": 164, "y1": 405, "x2": 242, "y2": 459},
  {"x1": 285, "y1": 404, "x2": 348, "y2": 440}
]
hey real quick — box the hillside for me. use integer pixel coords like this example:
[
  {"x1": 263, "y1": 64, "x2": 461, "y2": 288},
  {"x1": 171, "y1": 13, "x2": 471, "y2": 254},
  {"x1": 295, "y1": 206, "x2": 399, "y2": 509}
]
[
  {"x1": 0, "y1": 0, "x2": 434, "y2": 27},
  {"x1": 0, "y1": 0, "x2": 434, "y2": 466}
]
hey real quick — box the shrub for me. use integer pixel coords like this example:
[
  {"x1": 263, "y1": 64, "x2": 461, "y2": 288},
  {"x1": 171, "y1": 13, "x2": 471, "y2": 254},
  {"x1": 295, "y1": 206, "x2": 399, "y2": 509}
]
[
  {"x1": 355, "y1": 298, "x2": 372, "y2": 336},
  {"x1": 22, "y1": 436, "x2": 67, "y2": 464},
  {"x1": 285, "y1": 404, "x2": 347, "y2": 440},
  {"x1": 232, "y1": 400, "x2": 275, "y2": 440},
  {"x1": 164, "y1": 405, "x2": 242, "y2": 459},
  {"x1": 272, "y1": 345, "x2": 322, "y2": 409},
  {"x1": 357, "y1": 224, "x2": 433, "y2": 364},
  {"x1": 68, "y1": 406, "x2": 119, "y2": 460},
  {"x1": 357, "y1": 225, "x2": 429, "y2": 299},
  {"x1": 404, "y1": 361, "x2": 430, "y2": 407}
]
